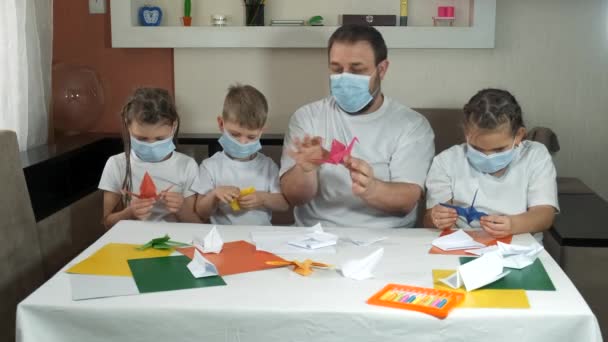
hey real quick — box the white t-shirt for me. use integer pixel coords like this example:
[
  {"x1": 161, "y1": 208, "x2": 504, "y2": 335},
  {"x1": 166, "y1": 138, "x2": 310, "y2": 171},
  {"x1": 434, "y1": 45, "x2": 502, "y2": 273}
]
[
  {"x1": 99, "y1": 151, "x2": 199, "y2": 222},
  {"x1": 192, "y1": 151, "x2": 281, "y2": 226},
  {"x1": 425, "y1": 141, "x2": 559, "y2": 232},
  {"x1": 280, "y1": 96, "x2": 435, "y2": 228}
]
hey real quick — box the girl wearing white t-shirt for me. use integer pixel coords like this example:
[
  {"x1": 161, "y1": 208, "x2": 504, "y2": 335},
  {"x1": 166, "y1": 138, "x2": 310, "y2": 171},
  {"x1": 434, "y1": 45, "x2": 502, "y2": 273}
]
[
  {"x1": 424, "y1": 89, "x2": 559, "y2": 239},
  {"x1": 99, "y1": 88, "x2": 201, "y2": 228}
]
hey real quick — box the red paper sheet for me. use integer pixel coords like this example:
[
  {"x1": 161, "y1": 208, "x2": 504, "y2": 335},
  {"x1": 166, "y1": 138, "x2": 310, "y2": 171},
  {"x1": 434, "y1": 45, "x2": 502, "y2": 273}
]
[
  {"x1": 177, "y1": 240, "x2": 286, "y2": 276},
  {"x1": 428, "y1": 229, "x2": 513, "y2": 256}
]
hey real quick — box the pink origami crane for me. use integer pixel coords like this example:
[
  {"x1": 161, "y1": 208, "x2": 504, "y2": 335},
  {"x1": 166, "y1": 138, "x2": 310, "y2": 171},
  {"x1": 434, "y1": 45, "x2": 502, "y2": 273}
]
[{"x1": 322, "y1": 137, "x2": 359, "y2": 165}]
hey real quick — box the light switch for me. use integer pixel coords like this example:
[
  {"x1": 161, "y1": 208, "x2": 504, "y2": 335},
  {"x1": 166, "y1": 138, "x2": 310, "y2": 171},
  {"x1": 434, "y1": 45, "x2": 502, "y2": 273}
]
[{"x1": 89, "y1": 0, "x2": 106, "y2": 14}]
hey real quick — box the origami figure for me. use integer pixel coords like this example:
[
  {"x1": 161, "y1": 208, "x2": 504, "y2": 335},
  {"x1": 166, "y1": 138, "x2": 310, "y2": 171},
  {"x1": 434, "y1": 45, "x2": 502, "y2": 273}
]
[
  {"x1": 440, "y1": 190, "x2": 488, "y2": 224},
  {"x1": 322, "y1": 137, "x2": 359, "y2": 165},
  {"x1": 230, "y1": 187, "x2": 256, "y2": 211},
  {"x1": 126, "y1": 172, "x2": 173, "y2": 199},
  {"x1": 137, "y1": 234, "x2": 190, "y2": 251},
  {"x1": 266, "y1": 259, "x2": 332, "y2": 276}
]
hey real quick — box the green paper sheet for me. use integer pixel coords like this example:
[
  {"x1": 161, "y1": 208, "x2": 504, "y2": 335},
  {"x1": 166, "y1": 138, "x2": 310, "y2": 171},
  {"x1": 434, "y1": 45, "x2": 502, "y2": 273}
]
[
  {"x1": 128, "y1": 255, "x2": 226, "y2": 293},
  {"x1": 459, "y1": 257, "x2": 555, "y2": 291}
]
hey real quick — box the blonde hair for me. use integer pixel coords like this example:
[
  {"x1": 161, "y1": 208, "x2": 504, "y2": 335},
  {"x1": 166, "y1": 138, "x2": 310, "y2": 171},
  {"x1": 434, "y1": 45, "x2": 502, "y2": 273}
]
[{"x1": 222, "y1": 84, "x2": 268, "y2": 130}]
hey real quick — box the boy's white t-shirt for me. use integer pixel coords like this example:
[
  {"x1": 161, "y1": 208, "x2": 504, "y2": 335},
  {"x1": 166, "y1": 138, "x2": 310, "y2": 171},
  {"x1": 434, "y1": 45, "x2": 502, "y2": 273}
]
[
  {"x1": 280, "y1": 96, "x2": 435, "y2": 228},
  {"x1": 425, "y1": 141, "x2": 559, "y2": 237},
  {"x1": 192, "y1": 151, "x2": 281, "y2": 226},
  {"x1": 99, "y1": 151, "x2": 199, "y2": 222}
]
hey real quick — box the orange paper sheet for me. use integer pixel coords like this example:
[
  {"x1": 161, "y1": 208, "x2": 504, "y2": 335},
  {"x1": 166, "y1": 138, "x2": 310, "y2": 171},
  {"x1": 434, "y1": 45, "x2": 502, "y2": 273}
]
[
  {"x1": 177, "y1": 240, "x2": 286, "y2": 276},
  {"x1": 428, "y1": 229, "x2": 512, "y2": 256},
  {"x1": 432, "y1": 269, "x2": 530, "y2": 309}
]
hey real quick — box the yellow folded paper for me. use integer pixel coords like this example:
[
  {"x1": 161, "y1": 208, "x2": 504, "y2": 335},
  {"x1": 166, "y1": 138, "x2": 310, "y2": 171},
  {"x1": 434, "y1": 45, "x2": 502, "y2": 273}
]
[
  {"x1": 67, "y1": 243, "x2": 173, "y2": 277},
  {"x1": 267, "y1": 259, "x2": 332, "y2": 276},
  {"x1": 432, "y1": 269, "x2": 530, "y2": 309},
  {"x1": 230, "y1": 187, "x2": 256, "y2": 211}
]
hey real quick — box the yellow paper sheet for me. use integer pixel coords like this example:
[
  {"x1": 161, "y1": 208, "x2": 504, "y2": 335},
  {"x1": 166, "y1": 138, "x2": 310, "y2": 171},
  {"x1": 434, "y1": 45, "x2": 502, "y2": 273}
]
[
  {"x1": 432, "y1": 269, "x2": 530, "y2": 309},
  {"x1": 66, "y1": 243, "x2": 173, "y2": 277}
]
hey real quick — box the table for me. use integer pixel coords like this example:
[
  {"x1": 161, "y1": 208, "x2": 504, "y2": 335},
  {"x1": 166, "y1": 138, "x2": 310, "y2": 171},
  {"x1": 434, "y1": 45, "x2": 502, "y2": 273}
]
[{"x1": 17, "y1": 221, "x2": 603, "y2": 342}]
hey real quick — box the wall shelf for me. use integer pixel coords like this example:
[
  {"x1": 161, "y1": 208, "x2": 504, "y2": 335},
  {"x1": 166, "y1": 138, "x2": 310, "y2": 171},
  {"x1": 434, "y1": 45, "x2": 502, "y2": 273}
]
[{"x1": 110, "y1": 0, "x2": 495, "y2": 49}]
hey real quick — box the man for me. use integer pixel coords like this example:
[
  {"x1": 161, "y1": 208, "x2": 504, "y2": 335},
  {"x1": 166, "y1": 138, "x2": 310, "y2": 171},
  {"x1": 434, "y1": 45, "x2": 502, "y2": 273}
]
[{"x1": 280, "y1": 25, "x2": 435, "y2": 228}]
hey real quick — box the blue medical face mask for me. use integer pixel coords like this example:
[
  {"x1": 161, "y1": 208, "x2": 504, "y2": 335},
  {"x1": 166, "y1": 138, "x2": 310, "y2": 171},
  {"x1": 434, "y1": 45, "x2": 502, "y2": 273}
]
[
  {"x1": 219, "y1": 131, "x2": 262, "y2": 159},
  {"x1": 330, "y1": 71, "x2": 379, "y2": 114},
  {"x1": 130, "y1": 135, "x2": 176, "y2": 162},
  {"x1": 466, "y1": 141, "x2": 518, "y2": 174}
]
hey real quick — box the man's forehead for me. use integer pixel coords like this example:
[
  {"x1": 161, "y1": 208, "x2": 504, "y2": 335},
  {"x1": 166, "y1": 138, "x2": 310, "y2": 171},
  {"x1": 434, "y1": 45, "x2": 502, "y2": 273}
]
[{"x1": 329, "y1": 41, "x2": 375, "y2": 64}]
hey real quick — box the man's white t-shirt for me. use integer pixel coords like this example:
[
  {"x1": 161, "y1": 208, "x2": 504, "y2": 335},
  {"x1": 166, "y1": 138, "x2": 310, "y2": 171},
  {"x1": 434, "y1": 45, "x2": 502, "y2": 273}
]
[
  {"x1": 426, "y1": 141, "x2": 559, "y2": 235},
  {"x1": 280, "y1": 96, "x2": 435, "y2": 228},
  {"x1": 192, "y1": 151, "x2": 281, "y2": 226},
  {"x1": 99, "y1": 151, "x2": 199, "y2": 222}
]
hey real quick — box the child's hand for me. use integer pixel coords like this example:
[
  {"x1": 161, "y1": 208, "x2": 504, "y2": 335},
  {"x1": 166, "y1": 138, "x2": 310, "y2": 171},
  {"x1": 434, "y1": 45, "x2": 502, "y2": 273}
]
[
  {"x1": 160, "y1": 191, "x2": 184, "y2": 213},
  {"x1": 288, "y1": 135, "x2": 327, "y2": 172},
  {"x1": 430, "y1": 204, "x2": 458, "y2": 229},
  {"x1": 214, "y1": 186, "x2": 241, "y2": 204},
  {"x1": 239, "y1": 192, "x2": 266, "y2": 210},
  {"x1": 480, "y1": 215, "x2": 514, "y2": 238},
  {"x1": 129, "y1": 197, "x2": 155, "y2": 220}
]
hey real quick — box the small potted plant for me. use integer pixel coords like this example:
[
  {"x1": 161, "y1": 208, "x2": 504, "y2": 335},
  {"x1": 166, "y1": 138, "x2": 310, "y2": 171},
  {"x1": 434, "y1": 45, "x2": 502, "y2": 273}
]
[{"x1": 182, "y1": 0, "x2": 192, "y2": 26}]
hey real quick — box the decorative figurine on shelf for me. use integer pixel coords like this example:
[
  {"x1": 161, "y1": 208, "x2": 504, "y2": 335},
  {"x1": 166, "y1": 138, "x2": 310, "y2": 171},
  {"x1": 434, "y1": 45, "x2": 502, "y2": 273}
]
[
  {"x1": 139, "y1": 4, "x2": 163, "y2": 26},
  {"x1": 308, "y1": 15, "x2": 324, "y2": 26},
  {"x1": 182, "y1": 0, "x2": 192, "y2": 26},
  {"x1": 400, "y1": 0, "x2": 408, "y2": 26},
  {"x1": 433, "y1": 6, "x2": 455, "y2": 26}
]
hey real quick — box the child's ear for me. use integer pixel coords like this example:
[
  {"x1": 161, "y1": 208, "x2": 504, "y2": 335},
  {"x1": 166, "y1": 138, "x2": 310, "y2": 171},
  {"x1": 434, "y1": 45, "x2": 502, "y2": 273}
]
[
  {"x1": 515, "y1": 127, "x2": 526, "y2": 145},
  {"x1": 217, "y1": 116, "x2": 224, "y2": 132}
]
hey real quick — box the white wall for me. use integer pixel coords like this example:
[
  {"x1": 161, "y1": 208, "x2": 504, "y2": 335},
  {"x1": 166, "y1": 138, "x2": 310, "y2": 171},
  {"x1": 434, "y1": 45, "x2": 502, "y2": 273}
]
[{"x1": 174, "y1": 0, "x2": 608, "y2": 200}]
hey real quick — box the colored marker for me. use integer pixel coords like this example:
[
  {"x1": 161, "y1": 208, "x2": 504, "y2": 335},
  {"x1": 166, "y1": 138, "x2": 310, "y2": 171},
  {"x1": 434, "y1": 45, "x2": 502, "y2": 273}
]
[
  {"x1": 407, "y1": 295, "x2": 417, "y2": 303},
  {"x1": 395, "y1": 292, "x2": 408, "y2": 302},
  {"x1": 437, "y1": 298, "x2": 448, "y2": 308},
  {"x1": 431, "y1": 298, "x2": 443, "y2": 307},
  {"x1": 380, "y1": 290, "x2": 395, "y2": 301},
  {"x1": 413, "y1": 295, "x2": 427, "y2": 305},
  {"x1": 386, "y1": 292, "x2": 399, "y2": 302},
  {"x1": 423, "y1": 296, "x2": 436, "y2": 306},
  {"x1": 400, "y1": 294, "x2": 411, "y2": 303}
]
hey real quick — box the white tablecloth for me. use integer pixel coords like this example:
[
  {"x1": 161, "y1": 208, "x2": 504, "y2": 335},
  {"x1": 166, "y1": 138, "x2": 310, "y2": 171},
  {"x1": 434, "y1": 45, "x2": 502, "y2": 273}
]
[{"x1": 17, "y1": 221, "x2": 603, "y2": 342}]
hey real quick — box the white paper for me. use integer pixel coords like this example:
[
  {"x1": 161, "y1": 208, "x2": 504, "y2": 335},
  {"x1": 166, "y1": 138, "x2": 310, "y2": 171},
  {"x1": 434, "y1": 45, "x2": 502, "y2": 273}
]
[
  {"x1": 458, "y1": 251, "x2": 511, "y2": 291},
  {"x1": 288, "y1": 231, "x2": 338, "y2": 250},
  {"x1": 431, "y1": 229, "x2": 485, "y2": 251},
  {"x1": 70, "y1": 274, "x2": 139, "y2": 300},
  {"x1": 346, "y1": 235, "x2": 387, "y2": 247},
  {"x1": 341, "y1": 248, "x2": 384, "y2": 280},
  {"x1": 200, "y1": 226, "x2": 223, "y2": 253},
  {"x1": 439, "y1": 270, "x2": 463, "y2": 289},
  {"x1": 498, "y1": 241, "x2": 544, "y2": 269},
  {"x1": 251, "y1": 224, "x2": 337, "y2": 254},
  {"x1": 465, "y1": 245, "x2": 498, "y2": 256},
  {"x1": 187, "y1": 250, "x2": 219, "y2": 278}
]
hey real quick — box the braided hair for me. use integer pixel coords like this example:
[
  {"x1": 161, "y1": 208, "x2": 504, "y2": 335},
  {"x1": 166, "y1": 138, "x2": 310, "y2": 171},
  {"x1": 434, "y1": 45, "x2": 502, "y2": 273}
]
[
  {"x1": 120, "y1": 88, "x2": 180, "y2": 205},
  {"x1": 463, "y1": 89, "x2": 525, "y2": 135}
]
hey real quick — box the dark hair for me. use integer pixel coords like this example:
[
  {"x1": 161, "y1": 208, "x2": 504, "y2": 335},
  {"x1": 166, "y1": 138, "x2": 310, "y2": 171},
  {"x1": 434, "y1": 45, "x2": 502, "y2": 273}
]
[
  {"x1": 120, "y1": 88, "x2": 180, "y2": 203},
  {"x1": 222, "y1": 84, "x2": 268, "y2": 129},
  {"x1": 328, "y1": 25, "x2": 388, "y2": 65},
  {"x1": 463, "y1": 88, "x2": 525, "y2": 135}
]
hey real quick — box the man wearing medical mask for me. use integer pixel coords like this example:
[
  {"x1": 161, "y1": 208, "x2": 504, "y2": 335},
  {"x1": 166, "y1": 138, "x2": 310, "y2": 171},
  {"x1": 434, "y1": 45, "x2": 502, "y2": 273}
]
[{"x1": 280, "y1": 25, "x2": 435, "y2": 228}]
